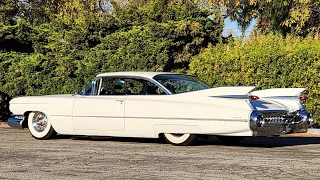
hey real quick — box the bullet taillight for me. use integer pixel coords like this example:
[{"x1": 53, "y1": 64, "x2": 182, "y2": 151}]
[
  {"x1": 249, "y1": 95, "x2": 260, "y2": 100},
  {"x1": 299, "y1": 96, "x2": 308, "y2": 101}
]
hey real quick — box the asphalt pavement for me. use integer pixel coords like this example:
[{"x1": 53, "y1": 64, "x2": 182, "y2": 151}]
[{"x1": 0, "y1": 127, "x2": 320, "y2": 180}]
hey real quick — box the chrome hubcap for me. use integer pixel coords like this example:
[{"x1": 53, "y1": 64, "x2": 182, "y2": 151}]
[{"x1": 32, "y1": 112, "x2": 48, "y2": 132}]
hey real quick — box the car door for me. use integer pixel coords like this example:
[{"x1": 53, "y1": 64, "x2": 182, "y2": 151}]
[
  {"x1": 72, "y1": 77, "x2": 127, "y2": 133},
  {"x1": 122, "y1": 78, "x2": 170, "y2": 136}
]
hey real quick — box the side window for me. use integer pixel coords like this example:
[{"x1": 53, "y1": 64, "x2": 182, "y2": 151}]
[
  {"x1": 123, "y1": 79, "x2": 144, "y2": 95},
  {"x1": 142, "y1": 80, "x2": 166, "y2": 95},
  {"x1": 98, "y1": 78, "x2": 128, "y2": 95},
  {"x1": 96, "y1": 77, "x2": 166, "y2": 96},
  {"x1": 124, "y1": 78, "x2": 167, "y2": 95}
]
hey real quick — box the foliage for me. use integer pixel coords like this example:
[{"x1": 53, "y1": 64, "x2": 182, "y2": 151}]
[
  {"x1": 0, "y1": 19, "x2": 34, "y2": 52},
  {"x1": 0, "y1": 0, "x2": 19, "y2": 25},
  {"x1": 0, "y1": 91, "x2": 11, "y2": 122},
  {"x1": 199, "y1": 0, "x2": 320, "y2": 36},
  {"x1": 0, "y1": 0, "x2": 318, "y2": 124},
  {"x1": 189, "y1": 33, "x2": 320, "y2": 122},
  {"x1": 0, "y1": 0, "x2": 223, "y2": 98}
]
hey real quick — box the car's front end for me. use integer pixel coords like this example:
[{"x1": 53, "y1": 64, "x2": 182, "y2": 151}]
[{"x1": 7, "y1": 114, "x2": 26, "y2": 129}]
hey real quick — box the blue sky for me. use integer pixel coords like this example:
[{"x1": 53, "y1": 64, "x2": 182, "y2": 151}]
[{"x1": 223, "y1": 18, "x2": 257, "y2": 37}]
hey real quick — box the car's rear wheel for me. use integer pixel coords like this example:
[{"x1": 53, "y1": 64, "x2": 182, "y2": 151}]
[
  {"x1": 28, "y1": 112, "x2": 56, "y2": 140},
  {"x1": 163, "y1": 133, "x2": 198, "y2": 146},
  {"x1": 216, "y1": 136, "x2": 244, "y2": 144}
]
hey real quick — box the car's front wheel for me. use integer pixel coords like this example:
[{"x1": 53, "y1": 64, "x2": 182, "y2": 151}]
[
  {"x1": 163, "y1": 133, "x2": 198, "y2": 146},
  {"x1": 28, "y1": 112, "x2": 56, "y2": 140}
]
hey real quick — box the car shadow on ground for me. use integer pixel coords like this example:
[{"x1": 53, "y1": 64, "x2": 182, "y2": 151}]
[
  {"x1": 55, "y1": 135, "x2": 165, "y2": 144},
  {"x1": 196, "y1": 136, "x2": 320, "y2": 148},
  {"x1": 56, "y1": 135, "x2": 320, "y2": 148}
]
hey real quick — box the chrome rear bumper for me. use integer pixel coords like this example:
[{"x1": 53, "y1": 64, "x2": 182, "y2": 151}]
[
  {"x1": 251, "y1": 121, "x2": 309, "y2": 136},
  {"x1": 250, "y1": 110, "x2": 312, "y2": 136}
]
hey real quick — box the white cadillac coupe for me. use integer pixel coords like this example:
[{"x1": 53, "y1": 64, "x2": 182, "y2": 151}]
[{"x1": 8, "y1": 72, "x2": 313, "y2": 145}]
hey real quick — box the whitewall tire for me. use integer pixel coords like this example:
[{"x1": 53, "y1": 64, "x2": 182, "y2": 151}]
[
  {"x1": 163, "y1": 133, "x2": 198, "y2": 146},
  {"x1": 28, "y1": 112, "x2": 56, "y2": 140}
]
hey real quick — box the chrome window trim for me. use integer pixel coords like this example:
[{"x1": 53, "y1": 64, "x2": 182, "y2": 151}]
[
  {"x1": 91, "y1": 81, "x2": 95, "y2": 96},
  {"x1": 261, "y1": 96, "x2": 300, "y2": 99},
  {"x1": 91, "y1": 78, "x2": 102, "y2": 96},
  {"x1": 97, "y1": 78, "x2": 102, "y2": 95}
]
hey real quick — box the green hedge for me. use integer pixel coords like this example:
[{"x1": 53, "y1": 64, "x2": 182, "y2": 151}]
[
  {"x1": 189, "y1": 34, "x2": 320, "y2": 122},
  {"x1": 0, "y1": 0, "x2": 222, "y2": 97},
  {"x1": 0, "y1": 91, "x2": 11, "y2": 122}
]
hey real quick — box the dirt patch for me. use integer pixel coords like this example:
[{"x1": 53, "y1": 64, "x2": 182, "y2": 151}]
[
  {"x1": 0, "y1": 122, "x2": 9, "y2": 127},
  {"x1": 283, "y1": 133, "x2": 320, "y2": 137}
]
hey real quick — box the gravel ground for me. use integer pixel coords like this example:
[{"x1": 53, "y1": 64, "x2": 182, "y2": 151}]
[
  {"x1": 0, "y1": 127, "x2": 320, "y2": 180},
  {"x1": 0, "y1": 122, "x2": 8, "y2": 128}
]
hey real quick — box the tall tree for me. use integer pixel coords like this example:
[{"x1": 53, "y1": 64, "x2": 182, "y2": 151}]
[
  {"x1": 107, "y1": 0, "x2": 224, "y2": 71},
  {"x1": 53, "y1": 0, "x2": 107, "y2": 21},
  {"x1": 200, "y1": 0, "x2": 320, "y2": 36},
  {"x1": 0, "y1": 0, "x2": 19, "y2": 25},
  {"x1": 18, "y1": 0, "x2": 111, "y2": 25}
]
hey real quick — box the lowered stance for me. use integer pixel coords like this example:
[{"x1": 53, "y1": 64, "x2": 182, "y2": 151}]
[{"x1": 8, "y1": 72, "x2": 313, "y2": 145}]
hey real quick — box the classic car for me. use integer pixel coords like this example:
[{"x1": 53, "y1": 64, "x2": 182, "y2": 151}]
[{"x1": 8, "y1": 72, "x2": 313, "y2": 145}]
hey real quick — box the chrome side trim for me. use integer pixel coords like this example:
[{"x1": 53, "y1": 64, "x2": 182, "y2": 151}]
[
  {"x1": 261, "y1": 96, "x2": 299, "y2": 99},
  {"x1": 52, "y1": 115, "x2": 247, "y2": 122},
  {"x1": 210, "y1": 95, "x2": 249, "y2": 99}
]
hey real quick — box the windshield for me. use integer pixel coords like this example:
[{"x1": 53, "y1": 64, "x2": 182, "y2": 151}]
[{"x1": 153, "y1": 74, "x2": 210, "y2": 94}]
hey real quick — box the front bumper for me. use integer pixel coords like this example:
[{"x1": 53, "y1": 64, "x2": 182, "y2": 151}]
[
  {"x1": 250, "y1": 110, "x2": 312, "y2": 136},
  {"x1": 7, "y1": 115, "x2": 25, "y2": 129}
]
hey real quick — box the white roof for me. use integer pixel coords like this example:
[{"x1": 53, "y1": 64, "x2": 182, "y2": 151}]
[{"x1": 96, "y1": 72, "x2": 177, "y2": 79}]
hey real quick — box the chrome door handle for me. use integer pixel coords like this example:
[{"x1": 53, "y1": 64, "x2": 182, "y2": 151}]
[{"x1": 116, "y1": 100, "x2": 124, "y2": 104}]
